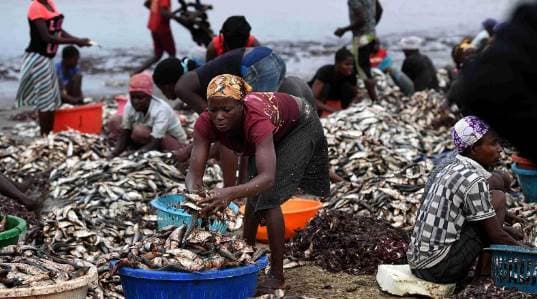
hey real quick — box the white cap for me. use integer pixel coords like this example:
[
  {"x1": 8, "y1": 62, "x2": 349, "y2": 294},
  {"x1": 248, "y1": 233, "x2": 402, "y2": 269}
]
[{"x1": 400, "y1": 36, "x2": 423, "y2": 50}]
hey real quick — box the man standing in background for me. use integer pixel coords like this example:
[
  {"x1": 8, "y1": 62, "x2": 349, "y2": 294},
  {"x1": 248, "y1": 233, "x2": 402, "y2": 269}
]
[
  {"x1": 334, "y1": 0, "x2": 381, "y2": 102},
  {"x1": 133, "y1": 0, "x2": 176, "y2": 75}
]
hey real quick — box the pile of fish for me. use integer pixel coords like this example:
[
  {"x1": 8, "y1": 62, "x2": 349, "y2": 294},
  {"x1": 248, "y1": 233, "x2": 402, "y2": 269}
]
[
  {"x1": 109, "y1": 225, "x2": 266, "y2": 274},
  {"x1": 287, "y1": 210, "x2": 408, "y2": 275},
  {"x1": 0, "y1": 131, "x2": 108, "y2": 183},
  {"x1": 0, "y1": 245, "x2": 91, "y2": 289},
  {"x1": 322, "y1": 90, "x2": 452, "y2": 228}
]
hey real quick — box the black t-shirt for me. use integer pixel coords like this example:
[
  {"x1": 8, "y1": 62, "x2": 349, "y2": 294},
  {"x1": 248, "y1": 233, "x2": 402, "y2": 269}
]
[
  {"x1": 309, "y1": 64, "x2": 357, "y2": 107},
  {"x1": 401, "y1": 52, "x2": 439, "y2": 91},
  {"x1": 26, "y1": 1, "x2": 64, "y2": 58},
  {"x1": 195, "y1": 48, "x2": 245, "y2": 98}
]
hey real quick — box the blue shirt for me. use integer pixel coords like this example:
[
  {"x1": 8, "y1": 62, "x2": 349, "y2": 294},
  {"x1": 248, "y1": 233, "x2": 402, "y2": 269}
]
[{"x1": 55, "y1": 62, "x2": 80, "y2": 87}]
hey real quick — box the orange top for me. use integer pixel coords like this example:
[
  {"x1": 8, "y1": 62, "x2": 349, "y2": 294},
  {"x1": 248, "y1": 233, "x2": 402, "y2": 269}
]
[{"x1": 212, "y1": 34, "x2": 256, "y2": 57}]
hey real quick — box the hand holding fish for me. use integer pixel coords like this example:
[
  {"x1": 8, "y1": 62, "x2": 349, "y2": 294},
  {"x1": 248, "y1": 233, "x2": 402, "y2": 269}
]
[{"x1": 199, "y1": 188, "x2": 234, "y2": 216}]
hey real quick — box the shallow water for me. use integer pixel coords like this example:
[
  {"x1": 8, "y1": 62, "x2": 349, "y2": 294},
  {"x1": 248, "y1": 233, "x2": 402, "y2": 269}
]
[{"x1": 0, "y1": 0, "x2": 523, "y2": 106}]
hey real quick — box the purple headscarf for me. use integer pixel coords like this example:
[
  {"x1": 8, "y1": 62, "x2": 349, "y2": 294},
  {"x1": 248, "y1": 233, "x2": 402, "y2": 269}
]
[
  {"x1": 482, "y1": 18, "x2": 498, "y2": 32},
  {"x1": 451, "y1": 116, "x2": 490, "y2": 153}
]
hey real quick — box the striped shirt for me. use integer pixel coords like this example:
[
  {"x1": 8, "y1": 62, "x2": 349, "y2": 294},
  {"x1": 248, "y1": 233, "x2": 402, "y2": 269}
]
[{"x1": 407, "y1": 154, "x2": 495, "y2": 269}]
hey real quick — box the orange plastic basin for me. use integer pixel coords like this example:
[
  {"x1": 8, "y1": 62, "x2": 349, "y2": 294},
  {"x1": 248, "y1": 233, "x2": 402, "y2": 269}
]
[
  {"x1": 240, "y1": 197, "x2": 322, "y2": 242},
  {"x1": 53, "y1": 103, "x2": 103, "y2": 134}
]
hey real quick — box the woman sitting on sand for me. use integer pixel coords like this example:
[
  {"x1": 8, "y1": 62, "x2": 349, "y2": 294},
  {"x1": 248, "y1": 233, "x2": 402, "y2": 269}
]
[
  {"x1": 16, "y1": 0, "x2": 91, "y2": 135},
  {"x1": 186, "y1": 74, "x2": 330, "y2": 292},
  {"x1": 407, "y1": 116, "x2": 523, "y2": 285}
]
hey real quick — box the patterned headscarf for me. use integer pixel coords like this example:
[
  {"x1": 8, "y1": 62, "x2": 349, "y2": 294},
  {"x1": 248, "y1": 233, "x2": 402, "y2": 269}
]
[
  {"x1": 451, "y1": 116, "x2": 490, "y2": 153},
  {"x1": 206, "y1": 74, "x2": 252, "y2": 101},
  {"x1": 129, "y1": 72, "x2": 153, "y2": 96}
]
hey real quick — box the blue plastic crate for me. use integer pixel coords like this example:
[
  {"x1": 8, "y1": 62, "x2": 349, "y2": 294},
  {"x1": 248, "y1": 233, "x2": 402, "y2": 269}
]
[
  {"x1": 487, "y1": 244, "x2": 537, "y2": 293},
  {"x1": 114, "y1": 255, "x2": 268, "y2": 299},
  {"x1": 150, "y1": 194, "x2": 239, "y2": 233},
  {"x1": 512, "y1": 164, "x2": 537, "y2": 203}
]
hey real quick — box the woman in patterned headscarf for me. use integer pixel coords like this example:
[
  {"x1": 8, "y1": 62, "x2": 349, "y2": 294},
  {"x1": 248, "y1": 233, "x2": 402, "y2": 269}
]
[
  {"x1": 407, "y1": 116, "x2": 521, "y2": 285},
  {"x1": 186, "y1": 74, "x2": 330, "y2": 292}
]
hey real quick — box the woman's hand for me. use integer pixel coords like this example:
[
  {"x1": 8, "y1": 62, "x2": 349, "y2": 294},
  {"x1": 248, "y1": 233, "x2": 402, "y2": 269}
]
[
  {"x1": 76, "y1": 38, "x2": 92, "y2": 47},
  {"x1": 199, "y1": 188, "x2": 234, "y2": 216}
]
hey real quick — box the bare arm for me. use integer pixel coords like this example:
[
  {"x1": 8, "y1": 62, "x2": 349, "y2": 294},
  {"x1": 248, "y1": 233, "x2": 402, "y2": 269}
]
[
  {"x1": 186, "y1": 131, "x2": 211, "y2": 192},
  {"x1": 0, "y1": 174, "x2": 35, "y2": 209},
  {"x1": 34, "y1": 20, "x2": 90, "y2": 46},
  {"x1": 205, "y1": 42, "x2": 217, "y2": 62},
  {"x1": 139, "y1": 137, "x2": 162, "y2": 153},
  {"x1": 110, "y1": 129, "x2": 131, "y2": 157},
  {"x1": 175, "y1": 71, "x2": 207, "y2": 114},
  {"x1": 311, "y1": 80, "x2": 336, "y2": 112},
  {"x1": 478, "y1": 217, "x2": 520, "y2": 245},
  {"x1": 334, "y1": 7, "x2": 365, "y2": 37}
]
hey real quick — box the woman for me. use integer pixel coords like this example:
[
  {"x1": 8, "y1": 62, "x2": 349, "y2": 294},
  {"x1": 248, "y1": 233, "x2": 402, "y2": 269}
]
[
  {"x1": 186, "y1": 74, "x2": 330, "y2": 291},
  {"x1": 309, "y1": 47, "x2": 357, "y2": 116},
  {"x1": 205, "y1": 15, "x2": 260, "y2": 62},
  {"x1": 16, "y1": 0, "x2": 91, "y2": 135}
]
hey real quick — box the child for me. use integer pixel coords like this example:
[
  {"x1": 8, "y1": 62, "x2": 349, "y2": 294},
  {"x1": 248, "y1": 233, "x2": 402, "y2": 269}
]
[{"x1": 56, "y1": 46, "x2": 83, "y2": 105}]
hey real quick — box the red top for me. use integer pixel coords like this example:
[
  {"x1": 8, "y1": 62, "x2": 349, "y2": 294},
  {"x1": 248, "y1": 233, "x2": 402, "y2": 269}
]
[
  {"x1": 147, "y1": 0, "x2": 171, "y2": 32},
  {"x1": 370, "y1": 47, "x2": 387, "y2": 68},
  {"x1": 212, "y1": 35, "x2": 256, "y2": 57},
  {"x1": 194, "y1": 92, "x2": 301, "y2": 155}
]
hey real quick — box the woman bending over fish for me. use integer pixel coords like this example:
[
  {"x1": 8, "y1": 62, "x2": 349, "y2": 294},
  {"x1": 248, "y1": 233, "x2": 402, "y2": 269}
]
[{"x1": 186, "y1": 74, "x2": 330, "y2": 292}]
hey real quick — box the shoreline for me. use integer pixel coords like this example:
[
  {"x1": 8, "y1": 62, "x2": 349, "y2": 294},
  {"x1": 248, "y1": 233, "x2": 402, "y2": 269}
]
[{"x1": 0, "y1": 34, "x2": 464, "y2": 108}]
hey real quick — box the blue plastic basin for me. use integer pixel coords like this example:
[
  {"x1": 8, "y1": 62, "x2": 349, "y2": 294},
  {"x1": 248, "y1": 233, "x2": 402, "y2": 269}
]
[
  {"x1": 115, "y1": 255, "x2": 268, "y2": 299},
  {"x1": 151, "y1": 194, "x2": 239, "y2": 232},
  {"x1": 512, "y1": 164, "x2": 537, "y2": 202}
]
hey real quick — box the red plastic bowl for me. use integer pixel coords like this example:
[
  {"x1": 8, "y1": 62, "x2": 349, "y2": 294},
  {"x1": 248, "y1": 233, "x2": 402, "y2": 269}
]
[{"x1": 240, "y1": 197, "x2": 322, "y2": 242}]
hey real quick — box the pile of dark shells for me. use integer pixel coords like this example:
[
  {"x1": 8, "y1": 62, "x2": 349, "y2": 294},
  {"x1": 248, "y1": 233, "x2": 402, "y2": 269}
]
[
  {"x1": 286, "y1": 210, "x2": 409, "y2": 275},
  {"x1": 455, "y1": 278, "x2": 537, "y2": 299}
]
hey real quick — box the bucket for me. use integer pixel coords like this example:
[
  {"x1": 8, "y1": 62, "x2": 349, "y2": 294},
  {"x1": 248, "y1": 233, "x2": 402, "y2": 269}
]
[
  {"x1": 53, "y1": 103, "x2": 103, "y2": 134},
  {"x1": 150, "y1": 194, "x2": 239, "y2": 232},
  {"x1": 115, "y1": 95, "x2": 128, "y2": 116},
  {"x1": 512, "y1": 164, "x2": 537, "y2": 203},
  {"x1": 115, "y1": 255, "x2": 268, "y2": 299},
  {"x1": 0, "y1": 264, "x2": 97, "y2": 298},
  {"x1": 0, "y1": 215, "x2": 27, "y2": 248},
  {"x1": 240, "y1": 197, "x2": 322, "y2": 242}
]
